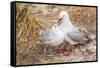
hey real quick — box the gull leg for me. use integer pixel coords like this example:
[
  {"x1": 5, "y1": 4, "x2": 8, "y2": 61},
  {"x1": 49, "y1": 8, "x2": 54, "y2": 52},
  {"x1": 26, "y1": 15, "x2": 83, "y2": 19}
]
[
  {"x1": 57, "y1": 42, "x2": 66, "y2": 53},
  {"x1": 60, "y1": 41, "x2": 73, "y2": 56}
]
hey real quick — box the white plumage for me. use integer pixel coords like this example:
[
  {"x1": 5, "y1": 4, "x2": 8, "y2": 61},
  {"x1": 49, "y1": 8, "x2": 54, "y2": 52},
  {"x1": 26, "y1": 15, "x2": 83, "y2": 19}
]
[
  {"x1": 57, "y1": 11, "x2": 88, "y2": 45},
  {"x1": 40, "y1": 24, "x2": 64, "y2": 46},
  {"x1": 39, "y1": 10, "x2": 89, "y2": 55}
]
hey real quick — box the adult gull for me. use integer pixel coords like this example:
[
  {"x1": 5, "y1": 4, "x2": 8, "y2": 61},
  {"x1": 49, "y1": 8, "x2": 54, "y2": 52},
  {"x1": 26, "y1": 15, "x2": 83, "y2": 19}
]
[{"x1": 57, "y1": 11, "x2": 89, "y2": 45}]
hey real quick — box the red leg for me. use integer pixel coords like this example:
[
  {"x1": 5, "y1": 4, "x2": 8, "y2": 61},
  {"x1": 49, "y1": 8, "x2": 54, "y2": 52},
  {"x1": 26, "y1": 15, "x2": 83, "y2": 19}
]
[{"x1": 58, "y1": 42, "x2": 73, "y2": 56}]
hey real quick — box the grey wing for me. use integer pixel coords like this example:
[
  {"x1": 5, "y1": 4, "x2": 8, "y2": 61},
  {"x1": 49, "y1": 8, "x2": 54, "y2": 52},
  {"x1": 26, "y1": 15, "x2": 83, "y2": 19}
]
[{"x1": 67, "y1": 30, "x2": 88, "y2": 43}]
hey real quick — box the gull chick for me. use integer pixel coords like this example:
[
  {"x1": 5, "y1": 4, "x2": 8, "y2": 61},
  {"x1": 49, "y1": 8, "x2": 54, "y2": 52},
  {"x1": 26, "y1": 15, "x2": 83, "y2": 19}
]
[
  {"x1": 40, "y1": 24, "x2": 65, "y2": 55},
  {"x1": 40, "y1": 24, "x2": 64, "y2": 46}
]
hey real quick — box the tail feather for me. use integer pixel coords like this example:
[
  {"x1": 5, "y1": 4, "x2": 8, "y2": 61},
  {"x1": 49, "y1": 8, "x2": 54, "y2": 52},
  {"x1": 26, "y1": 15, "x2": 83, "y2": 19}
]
[{"x1": 84, "y1": 34, "x2": 95, "y2": 44}]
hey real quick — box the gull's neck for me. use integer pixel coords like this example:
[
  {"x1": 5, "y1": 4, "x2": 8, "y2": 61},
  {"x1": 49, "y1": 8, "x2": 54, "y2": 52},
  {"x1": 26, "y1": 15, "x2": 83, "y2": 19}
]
[{"x1": 63, "y1": 15, "x2": 74, "y2": 28}]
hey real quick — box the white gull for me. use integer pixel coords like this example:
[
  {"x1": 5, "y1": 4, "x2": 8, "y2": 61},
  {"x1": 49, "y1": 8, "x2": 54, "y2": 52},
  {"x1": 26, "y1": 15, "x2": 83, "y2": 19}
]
[{"x1": 57, "y1": 11, "x2": 88, "y2": 45}]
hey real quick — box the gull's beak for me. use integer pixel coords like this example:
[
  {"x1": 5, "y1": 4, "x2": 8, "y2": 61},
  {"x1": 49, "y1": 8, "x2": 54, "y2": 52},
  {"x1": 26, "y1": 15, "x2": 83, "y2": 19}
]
[{"x1": 57, "y1": 17, "x2": 63, "y2": 25}]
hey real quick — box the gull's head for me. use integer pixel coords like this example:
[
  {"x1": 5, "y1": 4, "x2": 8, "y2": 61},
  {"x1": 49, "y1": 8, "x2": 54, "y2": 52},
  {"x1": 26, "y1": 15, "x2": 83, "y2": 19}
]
[
  {"x1": 59, "y1": 11, "x2": 69, "y2": 19},
  {"x1": 57, "y1": 11, "x2": 69, "y2": 24}
]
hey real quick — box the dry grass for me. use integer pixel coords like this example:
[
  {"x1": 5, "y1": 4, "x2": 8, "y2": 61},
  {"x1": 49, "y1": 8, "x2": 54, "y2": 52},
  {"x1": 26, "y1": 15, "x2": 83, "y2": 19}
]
[{"x1": 16, "y1": 3, "x2": 97, "y2": 65}]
